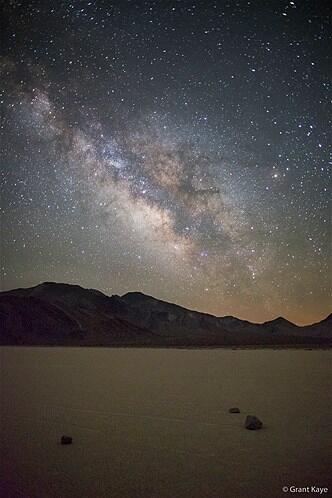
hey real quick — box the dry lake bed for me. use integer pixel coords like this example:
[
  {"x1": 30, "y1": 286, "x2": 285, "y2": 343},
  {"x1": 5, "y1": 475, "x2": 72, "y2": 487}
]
[{"x1": 0, "y1": 348, "x2": 331, "y2": 498}]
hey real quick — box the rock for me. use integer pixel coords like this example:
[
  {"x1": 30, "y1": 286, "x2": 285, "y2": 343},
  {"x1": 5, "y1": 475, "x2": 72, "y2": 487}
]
[
  {"x1": 229, "y1": 407, "x2": 241, "y2": 413},
  {"x1": 245, "y1": 415, "x2": 263, "y2": 430},
  {"x1": 61, "y1": 435, "x2": 72, "y2": 445}
]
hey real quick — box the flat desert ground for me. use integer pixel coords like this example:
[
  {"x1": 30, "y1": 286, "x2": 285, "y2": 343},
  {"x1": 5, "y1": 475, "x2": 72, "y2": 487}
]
[{"x1": 1, "y1": 347, "x2": 331, "y2": 498}]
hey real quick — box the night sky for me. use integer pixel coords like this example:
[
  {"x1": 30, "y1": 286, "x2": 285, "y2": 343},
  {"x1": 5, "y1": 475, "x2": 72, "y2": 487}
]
[{"x1": 1, "y1": 0, "x2": 331, "y2": 325}]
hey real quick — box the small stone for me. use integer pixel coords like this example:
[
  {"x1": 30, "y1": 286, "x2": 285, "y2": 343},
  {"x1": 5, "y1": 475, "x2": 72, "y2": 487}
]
[
  {"x1": 61, "y1": 435, "x2": 72, "y2": 445},
  {"x1": 245, "y1": 415, "x2": 263, "y2": 430},
  {"x1": 229, "y1": 407, "x2": 241, "y2": 413}
]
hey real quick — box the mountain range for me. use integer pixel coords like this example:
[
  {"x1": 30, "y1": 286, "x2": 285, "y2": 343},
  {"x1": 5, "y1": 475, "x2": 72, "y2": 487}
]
[{"x1": 0, "y1": 282, "x2": 331, "y2": 347}]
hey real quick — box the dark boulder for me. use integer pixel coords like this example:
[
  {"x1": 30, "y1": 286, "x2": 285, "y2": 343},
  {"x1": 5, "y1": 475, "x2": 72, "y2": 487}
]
[
  {"x1": 61, "y1": 435, "x2": 72, "y2": 445},
  {"x1": 245, "y1": 415, "x2": 263, "y2": 430},
  {"x1": 229, "y1": 407, "x2": 241, "y2": 413}
]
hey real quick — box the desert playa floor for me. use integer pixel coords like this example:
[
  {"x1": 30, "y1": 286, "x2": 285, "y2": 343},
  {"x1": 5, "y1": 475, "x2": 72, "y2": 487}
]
[{"x1": 1, "y1": 347, "x2": 331, "y2": 498}]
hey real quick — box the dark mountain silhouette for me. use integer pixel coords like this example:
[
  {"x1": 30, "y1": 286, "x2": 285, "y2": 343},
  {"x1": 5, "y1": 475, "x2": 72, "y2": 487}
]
[{"x1": 0, "y1": 282, "x2": 331, "y2": 347}]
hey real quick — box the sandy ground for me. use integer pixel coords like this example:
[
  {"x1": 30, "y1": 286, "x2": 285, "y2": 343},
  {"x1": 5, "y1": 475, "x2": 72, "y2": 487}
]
[{"x1": 1, "y1": 347, "x2": 331, "y2": 498}]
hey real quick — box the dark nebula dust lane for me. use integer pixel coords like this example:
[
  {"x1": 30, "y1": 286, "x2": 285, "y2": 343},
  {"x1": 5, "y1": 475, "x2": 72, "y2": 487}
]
[{"x1": 1, "y1": 0, "x2": 331, "y2": 324}]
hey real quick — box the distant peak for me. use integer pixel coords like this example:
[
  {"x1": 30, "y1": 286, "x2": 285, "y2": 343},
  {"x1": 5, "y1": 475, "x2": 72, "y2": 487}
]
[
  {"x1": 33, "y1": 282, "x2": 83, "y2": 292},
  {"x1": 123, "y1": 291, "x2": 146, "y2": 296},
  {"x1": 36, "y1": 281, "x2": 78, "y2": 289},
  {"x1": 121, "y1": 291, "x2": 155, "y2": 300},
  {"x1": 36, "y1": 281, "x2": 58, "y2": 287},
  {"x1": 31, "y1": 282, "x2": 108, "y2": 298},
  {"x1": 264, "y1": 316, "x2": 294, "y2": 326}
]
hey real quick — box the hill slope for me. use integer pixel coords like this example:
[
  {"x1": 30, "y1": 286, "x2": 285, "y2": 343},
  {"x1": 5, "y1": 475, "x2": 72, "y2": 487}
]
[{"x1": 0, "y1": 282, "x2": 331, "y2": 346}]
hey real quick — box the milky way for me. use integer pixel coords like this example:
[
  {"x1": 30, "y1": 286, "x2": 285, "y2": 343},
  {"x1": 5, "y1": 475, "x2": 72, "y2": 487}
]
[{"x1": 1, "y1": 0, "x2": 331, "y2": 324}]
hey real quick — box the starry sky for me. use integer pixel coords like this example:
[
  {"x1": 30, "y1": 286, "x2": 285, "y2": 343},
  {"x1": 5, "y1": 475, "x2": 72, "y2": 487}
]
[{"x1": 1, "y1": 0, "x2": 331, "y2": 325}]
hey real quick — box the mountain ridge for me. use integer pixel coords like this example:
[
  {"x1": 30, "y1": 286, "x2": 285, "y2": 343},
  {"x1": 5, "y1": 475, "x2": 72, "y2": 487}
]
[
  {"x1": 0, "y1": 282, "x2": 331, "y2": 347},
  {"x1": 4, "y1": 281, "x2": 330, "y2": 327}
]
